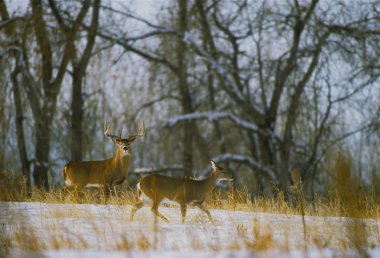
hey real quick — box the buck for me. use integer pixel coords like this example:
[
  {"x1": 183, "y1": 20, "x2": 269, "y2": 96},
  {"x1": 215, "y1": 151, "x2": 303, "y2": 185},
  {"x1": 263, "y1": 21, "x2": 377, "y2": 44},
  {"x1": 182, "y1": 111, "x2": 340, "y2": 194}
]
[
  {"x1": 130, "y1": 160, "x2": 231, "y2": 223},
  {"x1": 61, "y1": 121, "x2": 144, "y2": 200}
]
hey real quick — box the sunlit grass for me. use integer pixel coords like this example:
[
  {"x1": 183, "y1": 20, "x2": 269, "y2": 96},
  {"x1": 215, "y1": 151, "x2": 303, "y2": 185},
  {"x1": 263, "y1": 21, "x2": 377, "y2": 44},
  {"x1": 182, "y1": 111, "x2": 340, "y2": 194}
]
[{"x1": 2, "y1": 170, "x2": 380, "y2": 219}]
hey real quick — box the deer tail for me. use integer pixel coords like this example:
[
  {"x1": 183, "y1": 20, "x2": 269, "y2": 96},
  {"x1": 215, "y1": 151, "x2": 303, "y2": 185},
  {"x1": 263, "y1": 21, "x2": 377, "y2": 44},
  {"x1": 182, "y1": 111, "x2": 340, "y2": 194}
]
[
  {"x1": 136, "y1": 182, "x2": 142, "y2": 200},
  {"x1": 62, "y1": 164, "x2": 68, "y2": 183}
]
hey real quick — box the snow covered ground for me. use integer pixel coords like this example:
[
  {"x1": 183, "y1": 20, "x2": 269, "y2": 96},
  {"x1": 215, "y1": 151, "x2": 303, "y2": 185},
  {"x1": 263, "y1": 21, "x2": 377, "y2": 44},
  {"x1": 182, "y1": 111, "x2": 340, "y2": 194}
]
[{"x1": 1, "y1": 201, "x2": 380, "y2": 257}]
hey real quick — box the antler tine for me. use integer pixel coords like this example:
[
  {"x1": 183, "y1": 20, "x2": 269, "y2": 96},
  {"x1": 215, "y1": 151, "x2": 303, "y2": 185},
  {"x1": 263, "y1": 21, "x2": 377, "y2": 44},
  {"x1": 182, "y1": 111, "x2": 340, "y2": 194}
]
[
  {"x1": 104, "y1": 121, "x2": 110, "y2": 136},
  {"x1": 138, "y1": 120, "x2": 145, "y2": 137},
  {"x1": 104, "y1": 122, "x2": 120, "y2": 140},
  {"x1": 127, "y1": 120, "x2": 145, "y2": 139}
]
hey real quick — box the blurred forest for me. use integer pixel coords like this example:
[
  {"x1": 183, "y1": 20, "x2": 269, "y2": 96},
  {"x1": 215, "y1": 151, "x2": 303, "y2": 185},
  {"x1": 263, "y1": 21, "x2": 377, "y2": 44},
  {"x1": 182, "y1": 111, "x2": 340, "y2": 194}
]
[{"x1": 1, "y1": 0, "x2": 380, "y2": 199}]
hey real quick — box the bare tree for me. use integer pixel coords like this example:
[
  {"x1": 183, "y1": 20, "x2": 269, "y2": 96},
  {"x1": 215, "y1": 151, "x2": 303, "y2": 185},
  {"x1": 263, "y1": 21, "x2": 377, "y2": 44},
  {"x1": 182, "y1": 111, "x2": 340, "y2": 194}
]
[
  {"x1": 94, "y1": 1, "x2": 203, "y2": 177},
  {"x1": 0, "y1": 0, "x2": 31, "y2": 191},
  {"x1": 47, "y1": 0, "x2": 100, "y2": 162},
  {"x1": 92, "y1": 0, "x2": 380, "y2": 197},
  {"x1": 176, "y1": 0, "x2": 195, "y2": 177},
  {"x1": 185, "y1": 0, "x2": 380, "y2": 197},
  {"x1": 2, "y1": 0, "x2": 379, "y2": 198},
  {"x1": 1, "y1": 0, "x2": 95, "y2": 189}
]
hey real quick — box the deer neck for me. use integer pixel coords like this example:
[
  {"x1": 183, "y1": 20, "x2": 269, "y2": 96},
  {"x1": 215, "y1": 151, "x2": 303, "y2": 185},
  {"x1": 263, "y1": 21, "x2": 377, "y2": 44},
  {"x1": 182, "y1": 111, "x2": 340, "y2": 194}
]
[
  {"x1": 202, "y1": 171, "x2": 218, "y2": 192},
  {"x1": 113, "y1": 147, "x2": 131, "y2": 167}
]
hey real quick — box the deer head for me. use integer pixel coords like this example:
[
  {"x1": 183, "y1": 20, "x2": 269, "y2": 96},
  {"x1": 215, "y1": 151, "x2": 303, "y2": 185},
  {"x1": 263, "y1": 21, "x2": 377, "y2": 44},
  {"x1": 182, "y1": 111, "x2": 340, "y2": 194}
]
[
  {"x1": 210, "y1": 160, "x2": 231, "y2": 180},
  {"x1": 104, "y1": 121, "x2": 145, "y2": 156}
]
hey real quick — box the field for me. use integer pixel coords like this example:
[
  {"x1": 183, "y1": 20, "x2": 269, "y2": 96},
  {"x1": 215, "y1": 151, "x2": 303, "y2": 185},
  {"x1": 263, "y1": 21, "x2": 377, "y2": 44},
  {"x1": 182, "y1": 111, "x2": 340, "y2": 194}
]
[{"x1": 1, "y1": 188, "x2": 380, "y2": 258}]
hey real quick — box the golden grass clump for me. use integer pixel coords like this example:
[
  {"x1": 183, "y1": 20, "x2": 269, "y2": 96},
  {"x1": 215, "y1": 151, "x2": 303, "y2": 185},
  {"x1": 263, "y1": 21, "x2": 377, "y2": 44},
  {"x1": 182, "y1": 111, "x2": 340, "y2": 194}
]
[
  {"x1": 0, "y1": 178, "x2": 138, "y2": 206},
  {"x1": 328, "y1": 150, "x2": 370, "y2": 257},
  {"x1": 0, "y1": 222, "x2": 12, "y2": 258},
  {"x1": 136, "y1": 235, "x2": 151, "y2": 251},
  {"x1": 12, "y1": 224, "x2": 46, "y2": 253},
  {"x1": 244, "y1": 219, "x2": 277, "y2": 251},
  {"x1": 116, "y1": 235, "x2": 133, "y2": 251},
  {"x1": 0, "y1": 172, "x2": 29, "y2": 202}
]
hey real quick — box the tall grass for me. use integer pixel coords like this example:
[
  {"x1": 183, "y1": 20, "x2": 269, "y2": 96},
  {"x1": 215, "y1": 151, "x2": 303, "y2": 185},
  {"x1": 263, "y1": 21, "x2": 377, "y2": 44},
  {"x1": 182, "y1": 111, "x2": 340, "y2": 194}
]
[
  {"x1": 1, "y1": 169, "x2": 380, "y2": 219},
  {"x1": 330, "y1": 151, "x2": 370, "y2": 257}
]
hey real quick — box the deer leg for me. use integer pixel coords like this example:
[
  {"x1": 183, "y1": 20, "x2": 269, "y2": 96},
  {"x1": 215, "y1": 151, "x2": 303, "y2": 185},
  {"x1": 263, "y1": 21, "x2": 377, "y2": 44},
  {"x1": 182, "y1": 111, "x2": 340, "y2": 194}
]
[
  {"x1": 60, "y1": 186, "x2": 75, "y2": 200},
  {"x1": 59, "y1": 186, "x2": 71, "y2": 201},
  {"x1": 197, "y1": 204, "x2": 214, "y2": 224},
  {"x1": 112, "y1": 177, "x2": 126, "y2": 198},
  {"x1": 103, "y1": 184, "x2": 111, "y2": 204},
  {"x1": 68, "y1": 186, "x2": 83, "y2": 203},
  {"x1": 180, "y1": 204, "x2": 187, "y2": 223},
  {"x1": 112, "y1": 183, "x2": 121, "y2": 199},
  {"x1": 112, "y1": 185, "x2": 119, "y2": 199},
  {"x1": 130, "y1": 201, "x2": 144, "y2": 221},
  {"x1": 151, "y1": 201, "x2": 169, "y2": 222},
  {"x1": 113, "y1": 177, "x2": 126, "y2": 187}
]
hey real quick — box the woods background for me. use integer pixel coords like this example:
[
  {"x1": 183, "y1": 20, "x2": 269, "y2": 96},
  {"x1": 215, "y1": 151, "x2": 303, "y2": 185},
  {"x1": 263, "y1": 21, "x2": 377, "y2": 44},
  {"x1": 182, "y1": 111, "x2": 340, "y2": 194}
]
[{"x1": 1, "y1": 0, "x2": 380, "y2": 200}]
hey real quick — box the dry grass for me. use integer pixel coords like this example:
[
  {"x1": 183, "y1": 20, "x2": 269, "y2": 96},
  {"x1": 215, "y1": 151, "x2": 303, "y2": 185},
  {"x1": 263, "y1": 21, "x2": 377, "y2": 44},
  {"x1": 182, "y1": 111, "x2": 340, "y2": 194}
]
[
  {"x1": 330, "y1": 151, "x2": 370, "y2": 257},
  {"x1": 241, "y1": 219, "x2": 277, "y2": 251},
  {"x1": 0, "y1": 172, "x2": 29, "y2": 202},
  {"x1": 0, "y1": 206, "x2": 12, "y2": 258}
]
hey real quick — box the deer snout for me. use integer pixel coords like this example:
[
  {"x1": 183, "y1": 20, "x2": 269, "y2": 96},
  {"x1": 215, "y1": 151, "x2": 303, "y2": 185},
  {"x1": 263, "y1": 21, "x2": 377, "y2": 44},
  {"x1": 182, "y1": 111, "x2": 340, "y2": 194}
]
[
  {"x1": 219, "y1": 171, "x2": 233, "y2": 181},
  {"x1": 122, "y1": 146, "x2": 130, "y2": 156}
]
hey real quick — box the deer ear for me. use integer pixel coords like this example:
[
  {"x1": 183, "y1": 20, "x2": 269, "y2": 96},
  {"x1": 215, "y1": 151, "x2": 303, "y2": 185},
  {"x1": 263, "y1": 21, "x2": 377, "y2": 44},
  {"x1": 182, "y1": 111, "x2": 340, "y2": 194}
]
[
  {"x1": 128, "y1": 136, "x2": 137, "y2": 142},
  {"x1": 210, "y1": 160, "x2": 217, "y2": 170}
]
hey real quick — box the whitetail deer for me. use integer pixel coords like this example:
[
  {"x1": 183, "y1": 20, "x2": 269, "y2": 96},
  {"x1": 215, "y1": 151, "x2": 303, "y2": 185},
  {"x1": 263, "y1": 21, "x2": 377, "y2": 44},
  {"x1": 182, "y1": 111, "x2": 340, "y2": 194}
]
[
  {"x1": 61, "y1": 121, "x2": 144, "y2": 200},
  {"x1": 130, "y1": 160, "x2": 231, "y2": 223}
]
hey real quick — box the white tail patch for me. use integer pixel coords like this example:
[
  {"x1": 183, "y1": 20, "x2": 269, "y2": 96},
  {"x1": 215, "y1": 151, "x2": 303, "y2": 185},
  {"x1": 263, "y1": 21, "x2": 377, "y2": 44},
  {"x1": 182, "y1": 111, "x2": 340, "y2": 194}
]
[
  {"x1": 136, "y1": 182, "x2": 145, "y2": 202},
  {"x1": 65, "y1": 177, "x2": 72, "y2": 186},
  {"x1": 136, "y1": 182, "x2": 141, "y2": 191}
]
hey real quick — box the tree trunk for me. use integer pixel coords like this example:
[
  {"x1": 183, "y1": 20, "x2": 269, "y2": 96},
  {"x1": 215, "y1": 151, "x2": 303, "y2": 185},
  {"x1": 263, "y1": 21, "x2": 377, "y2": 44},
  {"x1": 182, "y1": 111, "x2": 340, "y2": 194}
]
[
  {"x1": 11, "y1": 66, "x2": 31, "y2": 193},
  {"x1": 195, "y1": 0, "x2": 227, "y2": 155},
  {"x1": 1, "y1": 0, "x2": 32, "y2": 192},
  {"x1": 70, "y1": 0, "x2": 99, "y2": 162},
  {"x1": 33, "y1": 103, "x2": 56, "y2": 190},
  {"x1": 278, "y1": 148, "x2": 290, "y2": 200},
  {"x1": 71, "y1": 68, "x2": 83, "y2": 162},
  {"x1": 28, "y1": 0, "x2": 94, "y2": 190},
  {"x1": 177, "y1": 0, "x2": 193, "y2": 177}
]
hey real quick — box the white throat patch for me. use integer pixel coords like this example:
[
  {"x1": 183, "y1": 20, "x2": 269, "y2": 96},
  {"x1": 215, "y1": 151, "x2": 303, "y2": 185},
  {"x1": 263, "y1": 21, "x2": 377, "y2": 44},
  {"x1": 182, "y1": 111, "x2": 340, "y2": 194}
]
[{"x1": 122, "y1": 149, "x2": 130, "y2": 156}]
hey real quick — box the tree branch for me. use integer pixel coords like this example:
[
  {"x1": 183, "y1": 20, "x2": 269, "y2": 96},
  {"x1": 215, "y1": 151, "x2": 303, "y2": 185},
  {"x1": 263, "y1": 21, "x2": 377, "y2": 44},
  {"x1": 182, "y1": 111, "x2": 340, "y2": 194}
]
[
  {"x1": 51, "y1": 0, "x2": 91, "y2": 93},
  {"x1": 31, "y1": 0, "x2": 53, "y2": 89},
  {"x1": 213, "y1": 153, "x2": 279, "y2": 184}
]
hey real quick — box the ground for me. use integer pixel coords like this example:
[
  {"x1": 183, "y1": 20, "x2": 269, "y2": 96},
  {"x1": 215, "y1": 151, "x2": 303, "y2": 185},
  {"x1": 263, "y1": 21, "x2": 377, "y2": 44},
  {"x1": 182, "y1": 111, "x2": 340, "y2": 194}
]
[{"x1": 1, "y1": 201, "x2": 380, "y2": 257}]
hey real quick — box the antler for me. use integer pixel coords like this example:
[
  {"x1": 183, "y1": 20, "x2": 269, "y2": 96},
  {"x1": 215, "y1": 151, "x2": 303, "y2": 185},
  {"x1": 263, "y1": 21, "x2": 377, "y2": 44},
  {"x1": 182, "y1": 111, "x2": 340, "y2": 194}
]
[
  {"x1": 104, "y1": 122, "x2": 121, "y2": 141},
  {"x1": 138, "y1": 120, "x2": 145, "y2": 137},
  {"x1": 128, "y1": 120, "x2": 145, "y2": 139}
]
